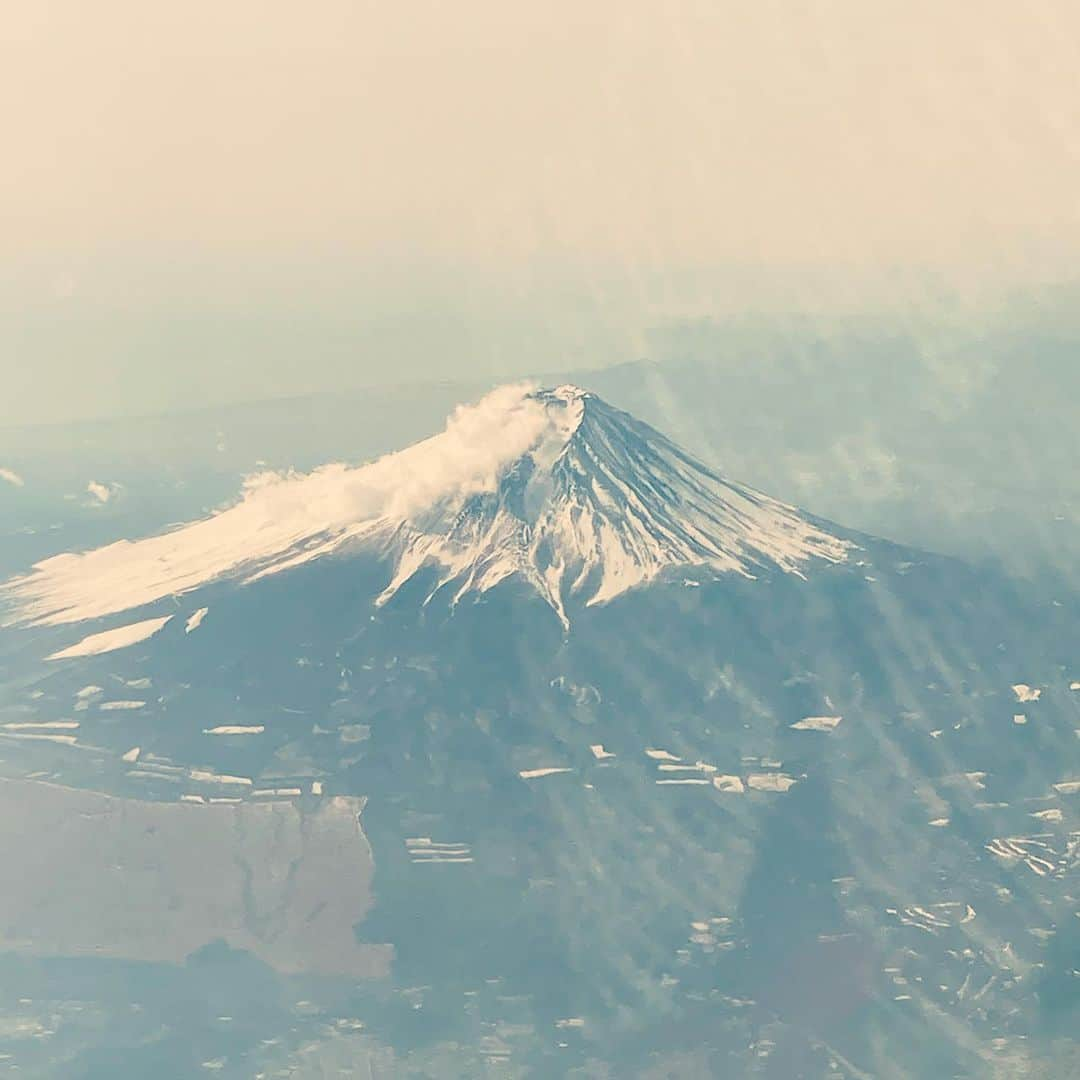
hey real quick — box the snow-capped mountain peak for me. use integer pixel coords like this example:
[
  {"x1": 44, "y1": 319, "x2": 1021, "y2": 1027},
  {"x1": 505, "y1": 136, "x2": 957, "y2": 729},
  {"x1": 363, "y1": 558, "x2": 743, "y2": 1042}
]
[
  {"x1": 379, "y1": 384, "x2": 848, "y2": 624},
  {"x1": 4, "y1": 384, "x2": 848, "y2": 628}
]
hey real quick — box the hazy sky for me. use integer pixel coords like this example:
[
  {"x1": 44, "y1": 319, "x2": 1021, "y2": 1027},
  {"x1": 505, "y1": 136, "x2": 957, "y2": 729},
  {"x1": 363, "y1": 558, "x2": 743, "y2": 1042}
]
[{"x1": 4, "y1": 1, "x2": 1079, "y2": 423}]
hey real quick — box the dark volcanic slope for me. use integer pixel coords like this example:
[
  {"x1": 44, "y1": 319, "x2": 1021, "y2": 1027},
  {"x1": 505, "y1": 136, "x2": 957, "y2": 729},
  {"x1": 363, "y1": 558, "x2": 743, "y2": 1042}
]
[{"x1": 4, "y1": 531, "x2": 1077, "y2": 1077}]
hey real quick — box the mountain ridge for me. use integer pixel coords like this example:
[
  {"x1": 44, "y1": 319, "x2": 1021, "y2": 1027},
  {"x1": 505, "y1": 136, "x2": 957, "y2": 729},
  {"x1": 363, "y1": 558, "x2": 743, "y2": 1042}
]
[{"x1": 4, "y1": 383, "x2": 848, "y2": 629}]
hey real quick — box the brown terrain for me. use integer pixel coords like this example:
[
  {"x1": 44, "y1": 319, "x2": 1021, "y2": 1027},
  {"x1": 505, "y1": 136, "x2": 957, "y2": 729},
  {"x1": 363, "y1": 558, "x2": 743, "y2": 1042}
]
[{"x1": 0, "y1": 778, "x2": 391, "y2": 977}]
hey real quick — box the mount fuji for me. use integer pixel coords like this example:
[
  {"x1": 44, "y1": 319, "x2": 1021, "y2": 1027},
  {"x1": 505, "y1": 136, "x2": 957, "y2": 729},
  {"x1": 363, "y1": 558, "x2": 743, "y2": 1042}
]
[
  {"x1": 5, "y1": 384, "x2": 848, "y2": 631},
  {"x1": 1, "y1": 386, "x2": 1078, "y2": 1077}
]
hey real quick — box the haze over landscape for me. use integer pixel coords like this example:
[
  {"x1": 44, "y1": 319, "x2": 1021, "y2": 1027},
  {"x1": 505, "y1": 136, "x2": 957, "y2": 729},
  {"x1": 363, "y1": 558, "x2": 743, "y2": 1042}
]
[
  {"x1": 5, "y1": 1, "x2": 1080, "y2": 423},
  {"x1": 2, "y1": 3, "x2": 1079, "y2": 1077}
]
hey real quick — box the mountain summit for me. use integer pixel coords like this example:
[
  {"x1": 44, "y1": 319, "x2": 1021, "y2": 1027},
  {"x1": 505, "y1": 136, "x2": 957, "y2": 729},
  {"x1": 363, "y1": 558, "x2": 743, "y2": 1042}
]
[
  {"x1": 378, "y1": 384, "x2": 848, "y2": 624},
  {"x1": 6, "y1": 384, "x2": 848, "y2": 628}
]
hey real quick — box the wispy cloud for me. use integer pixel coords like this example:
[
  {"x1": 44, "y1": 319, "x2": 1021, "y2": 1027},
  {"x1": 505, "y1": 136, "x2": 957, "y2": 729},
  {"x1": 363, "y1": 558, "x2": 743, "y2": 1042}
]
[
  {"x1": 3, "y1": 384, "x2": 549, "y2": 625},
  {"x1": 0, "y1": 467, "x2": 24, "y2": 488}
]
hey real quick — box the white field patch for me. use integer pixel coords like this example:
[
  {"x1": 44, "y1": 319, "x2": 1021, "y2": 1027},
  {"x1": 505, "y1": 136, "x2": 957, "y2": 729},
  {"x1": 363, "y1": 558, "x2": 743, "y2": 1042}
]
[
  {"x1": 645, "y1": 749, "x2": 681, "y2": 761},
  {"x1": 189, "y1": 770, "x2": 253, "y2": 787},
  {"x1": 893, "y1": 902, "x2": 976, "y2": 934},
  {"x1": 46, "y1": 616, "x2": 172, "y2": 660},
  {"x1": 790, "y1": 715, "x2": 842, "y2": 732},
  {"x1": 941, "y1": 771, "x2": 988, "y2": 791},
  {"x1": 657, "y1": 762, "x2": 717, "y2": 774},
  {"x1": 985, "y1": 837, "x2": 1060, "y2": 877},
  {"x1": 747, "y1": 773, "x2": 798, "y2": 792},
  {"x1": 86, "y1": 481, "x2": 116, "y2": 504},
  {"x1": 0, "y1": 731, "x2": 77, "y2": 745},
  {"x1": 76, "y1": 685, "x2": 103, "y2": 699},
  {"x1": 712, "y1": 775, "x2": 745, "y2": 793},
  {"x1": 406, "y1": 837, "x2": 473, "y2": 864},
  {"x1": 3, "y1": 721, "x2": 79, "y2": 731}
]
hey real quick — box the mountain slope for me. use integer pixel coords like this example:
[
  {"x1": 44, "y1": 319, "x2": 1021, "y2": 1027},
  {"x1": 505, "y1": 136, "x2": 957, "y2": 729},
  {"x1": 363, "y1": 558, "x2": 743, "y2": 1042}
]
[
  {"x1": 1, "y1": 387, "x2": 1077, "y2": 1078},
  {"x1": 3, "y1": 384, "x2": 846, "y2": 629}
]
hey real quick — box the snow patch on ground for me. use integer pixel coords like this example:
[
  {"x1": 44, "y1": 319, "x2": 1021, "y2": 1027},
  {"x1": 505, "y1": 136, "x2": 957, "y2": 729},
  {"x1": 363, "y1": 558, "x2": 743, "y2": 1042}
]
[
  {"x1": 3, "y1": 721, "x2": 78, "y2": 731},
  {"x1": 86, "y1": 481, "x2": 117, "y2": 504},
  {"x1": 189, "y1": 770, "x2": 253, "y2": 787},
  {"x1": 747, "y1": 773, "x2": 798, "y2": 792},
  {"x1": 791, "y1": 715, "x2": 842, "y2": 731},
  {"x1": 46, "y1": 616, "x2": 172, "y2": 660},
  {"x1": 712, "y1": 775, "x2": 745, "y2": 793},
  {"x1": 645, "y1": 748, "x2": 681, "y2": 761}
]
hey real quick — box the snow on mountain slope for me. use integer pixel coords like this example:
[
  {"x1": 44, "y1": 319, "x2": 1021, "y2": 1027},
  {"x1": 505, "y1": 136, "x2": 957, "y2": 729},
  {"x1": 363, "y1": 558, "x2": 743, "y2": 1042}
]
[{"x1": 3, "y1": 384, "x2": 848, "y2": 628}]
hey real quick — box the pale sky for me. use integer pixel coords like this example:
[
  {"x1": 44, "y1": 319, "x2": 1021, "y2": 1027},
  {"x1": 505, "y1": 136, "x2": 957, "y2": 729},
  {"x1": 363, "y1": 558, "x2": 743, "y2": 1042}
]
[{"x1": 3, "y1": 1, "x2": 1079, "y2": 423}]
